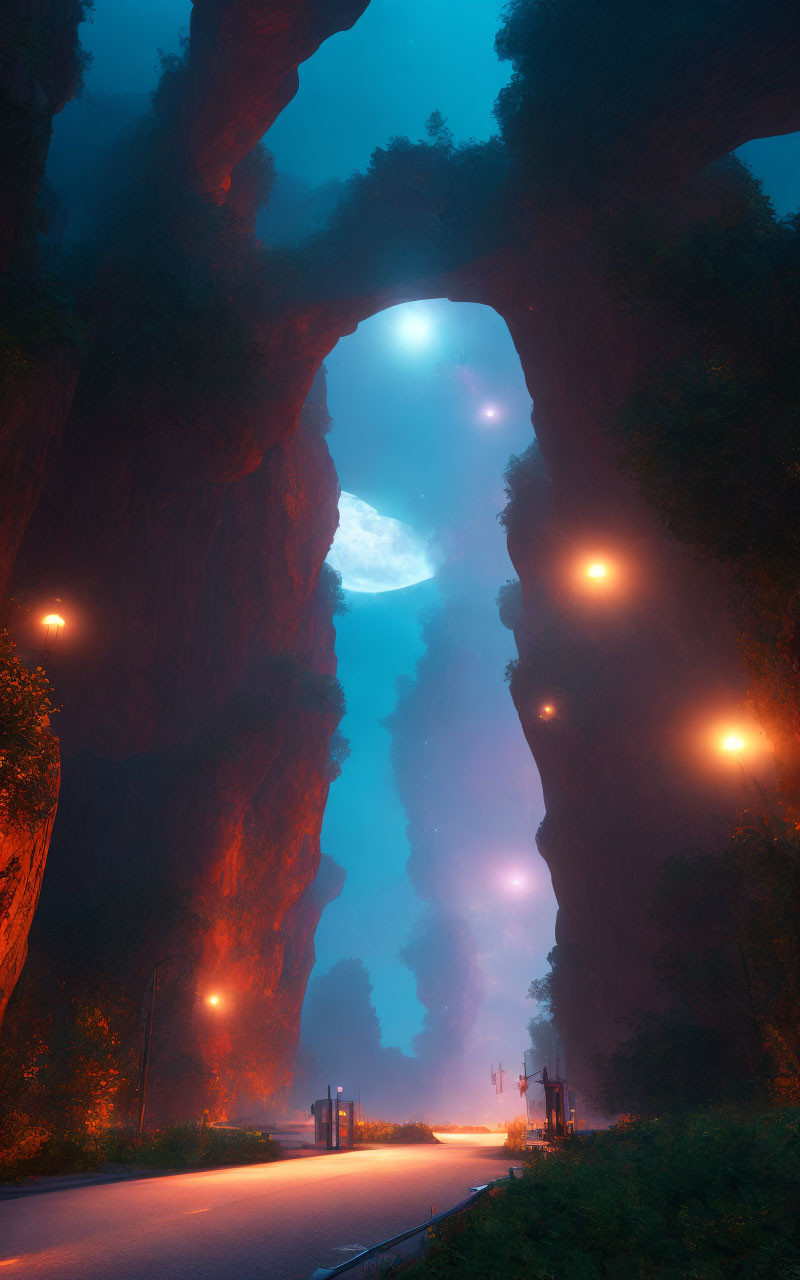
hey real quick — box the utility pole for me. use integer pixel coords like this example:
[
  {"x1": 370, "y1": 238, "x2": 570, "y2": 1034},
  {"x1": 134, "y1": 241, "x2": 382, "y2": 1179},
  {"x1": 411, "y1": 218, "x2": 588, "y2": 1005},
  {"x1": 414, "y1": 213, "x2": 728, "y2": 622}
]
[
  {"x1": 136, "y1": 955, "x2": 193, "y2": 1135},
  {"x1": 137, "y1": 967, "x2": 157, "y2": 1135}
]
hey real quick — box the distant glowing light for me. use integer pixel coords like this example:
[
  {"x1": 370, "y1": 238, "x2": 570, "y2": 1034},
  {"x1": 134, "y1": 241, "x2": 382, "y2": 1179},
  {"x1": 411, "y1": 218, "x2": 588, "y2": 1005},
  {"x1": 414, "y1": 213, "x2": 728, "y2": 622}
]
[
  {"x1": 539, "y1": 704, "x2": 555, "y2": 721},
  {"x1": 481, "y1": 404, "x2": 499, "y2": 422},
  {"x1": 396, "y1": 306, "x2": 433, "y2": 349},
  {"x1": 585, "y1": 562, "x2": 609, "y2": 580},
  {"x1": 207, "y1": 994, "x2": 221, "y2": 1007},
  {"x1": 503, "y1": 870, "x2": 533, "y2": 896},
  {"x1": 42, "y1": 614, "x2": 65, "y2": 628},
  {"x1": 326, "y1": 492, "x2": 438, "y2": 593},
  {"x1": 721, "y1": 734, "x2": 745, "y2": 754}
]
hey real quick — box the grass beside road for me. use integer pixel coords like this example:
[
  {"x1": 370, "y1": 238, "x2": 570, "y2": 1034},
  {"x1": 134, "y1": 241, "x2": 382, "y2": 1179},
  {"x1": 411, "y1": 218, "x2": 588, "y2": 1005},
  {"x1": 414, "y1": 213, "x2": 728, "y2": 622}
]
[
  {"x1": 392, "y1": 1110, "x2": 800, "y2": 1279},
  {"x1": 0, "y1": 1123, "x2": 283, "y2": 1181},
  {"x1": 356, "y1": 1120, "x2": 438, "y2": 1145}
]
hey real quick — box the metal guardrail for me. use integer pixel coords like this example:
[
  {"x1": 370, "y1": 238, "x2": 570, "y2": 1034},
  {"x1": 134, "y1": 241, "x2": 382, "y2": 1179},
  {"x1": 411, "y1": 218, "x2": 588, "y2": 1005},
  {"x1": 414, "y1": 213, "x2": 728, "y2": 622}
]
[{"x1": 309, "y1": 1168, "x2": 524, "y2": 1279}]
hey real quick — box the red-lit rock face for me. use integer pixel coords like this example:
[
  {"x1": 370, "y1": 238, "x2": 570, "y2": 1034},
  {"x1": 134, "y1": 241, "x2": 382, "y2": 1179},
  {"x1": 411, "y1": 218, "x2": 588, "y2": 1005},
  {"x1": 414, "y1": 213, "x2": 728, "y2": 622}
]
[
  {"x1": 0, "y1": 348, "x2": 80, "y2": 604},
  {"x1": 489, "y1": 232, "x2": 751, "y2": 1088},
  {"x1": 178, "y1": 0, "x2": 370, "y2": 194},
  {"x1": 9, "y1": 366, "x2": 343, "y2": 1120},
  {"x1": 0, "y1": 778, "x2": 59, "y2": 1026}
]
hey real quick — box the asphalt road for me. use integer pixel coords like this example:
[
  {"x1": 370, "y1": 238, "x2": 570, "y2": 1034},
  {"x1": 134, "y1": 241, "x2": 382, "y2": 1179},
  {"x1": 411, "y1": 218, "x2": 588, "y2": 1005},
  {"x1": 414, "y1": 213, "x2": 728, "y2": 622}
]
[{"x1": 0, "y1": 1138, "x2": 513, "y2": 1280}]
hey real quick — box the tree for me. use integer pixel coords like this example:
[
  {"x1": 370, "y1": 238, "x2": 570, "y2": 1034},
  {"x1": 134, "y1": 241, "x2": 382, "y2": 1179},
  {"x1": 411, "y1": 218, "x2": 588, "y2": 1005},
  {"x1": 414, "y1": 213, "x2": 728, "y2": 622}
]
[{"x1": 0, "y1": 632, "x2": 58, "y2": 832}]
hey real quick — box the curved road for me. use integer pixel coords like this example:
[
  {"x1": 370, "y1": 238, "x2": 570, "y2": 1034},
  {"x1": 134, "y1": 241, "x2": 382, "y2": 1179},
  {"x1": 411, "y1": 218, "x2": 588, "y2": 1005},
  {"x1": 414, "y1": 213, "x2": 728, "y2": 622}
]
[{"x1": 0, "y1": 1138, "x2": 513, "y2": 1280}]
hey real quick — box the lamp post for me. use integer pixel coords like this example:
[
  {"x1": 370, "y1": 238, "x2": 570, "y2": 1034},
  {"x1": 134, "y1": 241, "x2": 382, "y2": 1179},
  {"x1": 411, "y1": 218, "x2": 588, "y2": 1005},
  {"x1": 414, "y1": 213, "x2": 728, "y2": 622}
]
[
  {"x1": 136, "y1": 954, "x2": 194, "y2": 1136},
  {"x1": 40, "y1": 612, "x2": 65, "y2": 663},
  {"x1": 718, "y1": 730, "x2": 775, "y2": 832}
]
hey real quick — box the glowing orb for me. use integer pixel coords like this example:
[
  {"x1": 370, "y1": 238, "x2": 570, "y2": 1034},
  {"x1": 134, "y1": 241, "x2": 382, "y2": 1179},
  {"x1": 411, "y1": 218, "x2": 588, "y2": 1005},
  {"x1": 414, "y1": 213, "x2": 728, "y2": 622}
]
[
  {"x1": 539, "y1": 704, "x2": 555, "y2": 720},
  {"x1": 481, "y1": 404, "x2": 499, "y2": 421},
  {"x1": 512, "y1": 878, "x2": 522, "y2": 886},
  {"x1": 42, "y1": 614, "x2": 65, "y2": 628},
  {"x1": 585, "y1": 562, "x2": 609, "y2": 580},
  {"x1": 326, "y1": 492, "x2": 437, "y2": 594},
  {"x1": 207, "y1": 994, "x2": 221, "y2": 1006},
  {"x1": 721, "y1": 734, "x2": 745, "y2": 753},
  {"x1": 396, "y1": 306, "x2": 433, "y2": 348}
]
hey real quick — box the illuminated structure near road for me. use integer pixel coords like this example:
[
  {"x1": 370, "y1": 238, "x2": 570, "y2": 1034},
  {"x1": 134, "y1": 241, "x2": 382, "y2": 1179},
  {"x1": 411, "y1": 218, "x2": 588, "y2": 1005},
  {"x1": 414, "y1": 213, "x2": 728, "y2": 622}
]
[
  {"x1": 539, "y1": 1066, "x2": 574, "y2": 1140},
  {"x1": 312, "y1": 1086, "x2": 355, "y2": 1150}
]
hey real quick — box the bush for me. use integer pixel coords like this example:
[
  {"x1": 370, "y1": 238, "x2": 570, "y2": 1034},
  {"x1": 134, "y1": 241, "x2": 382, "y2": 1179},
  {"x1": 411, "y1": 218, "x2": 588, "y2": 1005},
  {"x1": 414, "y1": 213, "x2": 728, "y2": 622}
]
[
  {"x1": 0, "y1": 630, "x2": 59, "y2": 830},
  {"x1": 126, "y1": 1123, "x2": 283, "y2": 1169},
  {"x1": 356, "y1": 1120, "x2": 438, "y2": 1145},
  {"x1": 432, "y1": 1125, "x2": 491, "y2": 1134},
  {"x1": 395, "y1": 1110, "x2": 800, "y2": 1279},
  {"x1": 0, "y1": 1123, "x2": 283, "y2": 1181},
  {"x1": 502, "y1": 1117, "x2": 528, "y2": 1153}
]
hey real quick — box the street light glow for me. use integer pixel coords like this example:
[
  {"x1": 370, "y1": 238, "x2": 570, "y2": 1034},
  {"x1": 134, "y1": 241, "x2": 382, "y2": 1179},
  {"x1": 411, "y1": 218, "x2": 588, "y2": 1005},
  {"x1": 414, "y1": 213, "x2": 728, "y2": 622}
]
[
  {"x1": 540, "y1": 704, "x2": 555, "y2": 720},
  {"x1": 585, "y1": 562, "x2": 609, "y2": 580},
  {"x1": 42, "y1": 614, "x2": 65, "y2": 628},
  {"x1": 721, "y1": 734, "x2": 745, "y2": 754},
  {"x1": 207, "y1": 994, "x2": 221, "y2": 1007}
]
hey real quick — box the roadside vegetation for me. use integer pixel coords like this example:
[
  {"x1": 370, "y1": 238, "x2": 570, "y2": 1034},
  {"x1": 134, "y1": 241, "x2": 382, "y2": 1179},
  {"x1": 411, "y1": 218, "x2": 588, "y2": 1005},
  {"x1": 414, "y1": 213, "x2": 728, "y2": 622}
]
[
  {"x1": 502, "y1": 1118, "x2": 528, "y2": 1154},
  {"x1": 356, "y1": 1120, "x2": 438, "y2": 1145},
  {"x1": 432, "y1": 1124, "x2": 493, "y2": 1134},
  {"x1": 394, "y1": 1110, "x2": 800, "y2": 1279},
  {"x1": 0, "y1": 1122, "x2": 282, "y2": 1181}
]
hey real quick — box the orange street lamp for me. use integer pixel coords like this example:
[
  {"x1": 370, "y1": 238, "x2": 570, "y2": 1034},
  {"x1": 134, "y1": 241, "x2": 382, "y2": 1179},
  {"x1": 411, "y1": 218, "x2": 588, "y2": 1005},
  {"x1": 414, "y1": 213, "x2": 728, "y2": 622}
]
[
  {"x1": 720, "y1": 733, "x2": 745, "y2": 754},
  {"x1": 207, "y1": 993, "x2": 221, "y2": 1007},
  {"x1": 584, "y1": 561, "x2": 609, "y2": 581},
  {"x1": 41, "y1": 612, "x2": 65, "y2": 662},
  {"x1": 539, "y1": 704, "x2": 556, "y2": 721}
]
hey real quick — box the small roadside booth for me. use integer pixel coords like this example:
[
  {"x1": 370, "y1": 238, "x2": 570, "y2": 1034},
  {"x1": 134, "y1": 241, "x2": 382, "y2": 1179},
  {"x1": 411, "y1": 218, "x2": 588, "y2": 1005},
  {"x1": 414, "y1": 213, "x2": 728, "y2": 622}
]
[
  {"x1": 311, "y1": 1087, "x2": 355, "y2": 1150},
  {"x1": 541, "y1": 1066, "x2": 575, "y2": 1139}
]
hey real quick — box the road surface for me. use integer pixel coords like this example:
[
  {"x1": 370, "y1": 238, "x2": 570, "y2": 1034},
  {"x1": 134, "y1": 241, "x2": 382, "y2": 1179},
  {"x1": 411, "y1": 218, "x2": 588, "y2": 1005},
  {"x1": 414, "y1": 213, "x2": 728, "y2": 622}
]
[{"x1": 0, "y1": 1138, "x2": 513, "y2": 1280}]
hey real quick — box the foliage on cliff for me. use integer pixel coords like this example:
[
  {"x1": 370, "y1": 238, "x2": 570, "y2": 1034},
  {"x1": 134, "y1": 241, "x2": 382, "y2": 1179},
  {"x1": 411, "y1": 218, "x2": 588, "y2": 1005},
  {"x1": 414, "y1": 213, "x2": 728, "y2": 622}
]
[
  {"x1": 299, "y1": 128, "x2": 506, "y2": 297},
  {"x1": 394, "y1": 1110, "x2": 800, "y2": 1279},
  {"x1": 0, "y1": 2, "x2": 94, "y2": 91},
  {"x1": 0, "y1": 632, "x2": 58, "y2": 831},
  {"x1": 499, "y1": 443, "x2": 552, "y2": 542},
  {"x1": 595, "y1": 819, "x2": 800, "y2": 1116},
  {"x1": 494, "y1": 0, "x2": 798, "y2": 199}
]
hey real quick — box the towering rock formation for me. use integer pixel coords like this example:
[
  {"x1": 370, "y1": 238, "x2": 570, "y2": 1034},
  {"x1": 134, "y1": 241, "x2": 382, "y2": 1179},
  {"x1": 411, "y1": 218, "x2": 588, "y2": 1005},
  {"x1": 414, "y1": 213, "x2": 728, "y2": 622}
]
[
  {"x1": 0, "y1": 0, "x2": 89, "y2": 1033},
  {"x1": 0, "y1": 3, "x2": 364, "y2": 1120},
  {"x1": 2, "y1": 0, "x2": 799, "y2": 1121}
]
